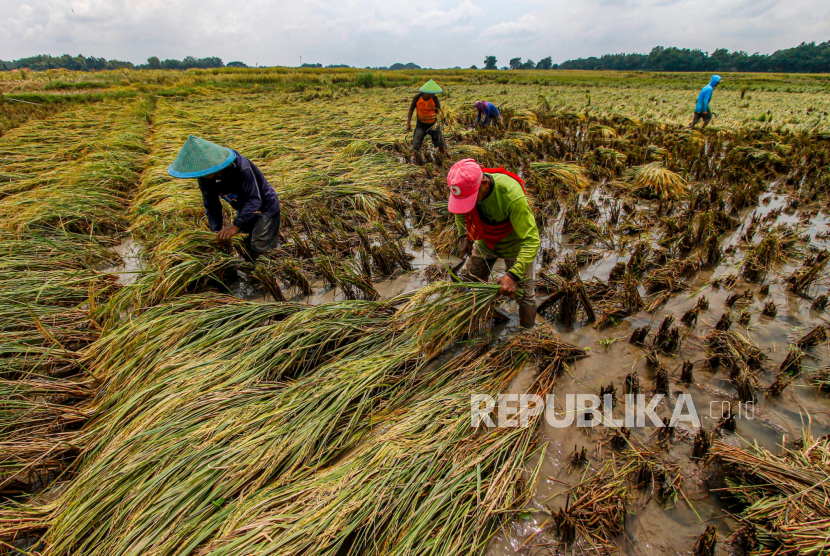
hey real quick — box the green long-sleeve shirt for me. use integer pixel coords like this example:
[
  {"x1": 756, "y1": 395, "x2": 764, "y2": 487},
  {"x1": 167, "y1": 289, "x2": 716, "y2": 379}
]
[{"x1": 455, "y1": 172, "x2": 540, "y2": 279}]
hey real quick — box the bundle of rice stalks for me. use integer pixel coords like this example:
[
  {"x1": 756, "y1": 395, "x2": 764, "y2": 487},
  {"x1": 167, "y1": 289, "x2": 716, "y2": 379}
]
[
  {"x1": 707, "y1": 329, "x2": 768, "y2": 402},
  {"x1": 194, "y1": 328, "x2": 587, "y2": 556},
  {"x1": 530, "y1": 162, "x2": 590, "y2": 197},
  {"x1": 742, "y1": 228, "x2": 801, "y2": 280},
  {"x1": 20, "y1": 283, "x2": 507, "y2": 555},
  {"x1": 707, "y1": 330, "x2": 768, "y2": 372},
  {"x1": 787, "y1": 249, "x2": 829, "y2": 296},
  {"x1": 334, "y1": 256, "x2": 378, "y2": 300},
  {"x1": 536, "y1": 461, "x2": 631, "y2": 549},
  {"x1": 796, "y1": 325, "x2": 827, "y2": 350},
  {"x1": 595, "y1": 275, "x2": 644, "y2": 329},
  {"x1": 710, "y1": 436, "x2": 830, "y2": 556},
  {"x1": 0, "y1": 377, "x2": 94, "y2": 494},
  {"x1": 536, "y1": 277, "x2": 596, "y2": 327},
  {"x1": 629, "y1": 162, "x2": 687, "y2": 200},
  {"x1": 653, "y1": 315, "x2": 680, "y2": 352}
]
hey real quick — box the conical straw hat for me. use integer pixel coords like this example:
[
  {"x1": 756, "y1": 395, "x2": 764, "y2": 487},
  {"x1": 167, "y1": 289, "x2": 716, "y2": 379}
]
[
  {"x1": 168, "y1": 135, "x2": 236, "y2": 179},
  {"x1": 419, "y1": 79, "x2": 443, "y2": 94}
]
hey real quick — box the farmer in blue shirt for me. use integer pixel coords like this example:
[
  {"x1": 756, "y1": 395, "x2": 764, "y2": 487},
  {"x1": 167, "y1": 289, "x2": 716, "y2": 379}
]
[
  {"x1": 475, "y1": 101, "x2": 500, "y2": 127},
  {"x1": 168, "y1": 135, "x2": 281, "y2": 259},
  {"x1": 691, "y1": 75, "x2": 722, "y2": 129}
]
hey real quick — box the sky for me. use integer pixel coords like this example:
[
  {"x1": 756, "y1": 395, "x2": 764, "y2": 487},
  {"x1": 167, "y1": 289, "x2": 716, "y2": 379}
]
[{"x1": 1, "y1": 0, "x2": 829, "y2": 67}]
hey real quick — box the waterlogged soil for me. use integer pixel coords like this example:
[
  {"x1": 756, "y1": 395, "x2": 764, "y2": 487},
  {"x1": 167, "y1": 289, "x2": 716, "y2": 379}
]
[
  {"x1": 105, "y1": 189, "x2": 830, "y2": 556},
  {"x1": 484, "y1": 191, "x2": 830, "y2": 556}
]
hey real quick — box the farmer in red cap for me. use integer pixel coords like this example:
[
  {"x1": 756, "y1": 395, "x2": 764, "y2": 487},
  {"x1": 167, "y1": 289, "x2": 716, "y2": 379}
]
[{"x1": 447, "y1": 159, "x2": 540, "y2": 328}]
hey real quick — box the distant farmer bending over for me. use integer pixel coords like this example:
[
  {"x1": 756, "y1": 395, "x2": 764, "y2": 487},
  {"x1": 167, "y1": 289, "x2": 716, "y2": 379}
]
[
  {"x1": 168, "y1": 135, "x2": 280, "y2": 259},
  {"x1": 691, "y1": 74, "x2": 722, "y2": 129},
  {"x1": 475, "y1": 100, "x2": 500, "y2": 127},
  {"x1": 448, "y1": 159, "x2": 540, "y2": 328},
  {"x1": 407, "y1": 79, "x2": 447, "y2": 153}
]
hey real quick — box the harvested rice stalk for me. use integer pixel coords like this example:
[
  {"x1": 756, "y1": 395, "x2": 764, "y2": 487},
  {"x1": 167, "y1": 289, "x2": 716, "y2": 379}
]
[
  {"x1": 780, "y1": 345, "x2": 805, "y2": 377},
  {"x1": 707, "y1": 330, "x2": 768, "y2": 372},
  {"x1": 681, "y1": 360, "x2": 695, "y2": 384},
  {"x1": 811, "y1": 295, "x2": 828, "y2": 311},
  {"x1": 536, "y1": 277, "x2": 596, "y2": 327},
  {"x1": 693, "y1": 525, "x2": 718, "y2": 556},
  {"x1": 624, "y1": 371, "x2": 641, "y2": 395},
  {"x1": 629, "y1": 162, "x2": 687, "y2": 200},
  {"x1": 766, "y1": 374, "x2": 790, "y2": 397},
  {"x1": 715, "y1": 312, "x2": 732, "y2": 331},
  {"x1": 541, "y1": 461, "x2": 631, "y2": 549},
  {"x1": 531, "y1": 162, "x2": 590, "y2": 197},
  {"x1": 629, "y1": 325, "x2": 651, "y2": 345},
  {"x1": 796, "y1": 325, "x2": 827, "y2": 350},
  {"x1": 709, "y1": 436, "x2": 830, "y2": 556},
  {"x1": 742, "y1": 228, "x2": 799, "y2": 280},
  {"x1": 29, "y1": 283, "x2": 508, "y2": 556},
  {"x1": 653, "y1": 367, "x2": 670, "y2": 394},
  {"x1": 183, "y1": 328, "x2": 586, "y2": 556},
  {"x1": 786, "y1": 249, "x2": 829, "y2": 296},
  {"x1": 653, "y1": 315, "x2": 680, "y2": 352},
  {"x1": 423, "y1": 262, "x2": 451, "y2": 283},
  {"x1": 691, "y1": 428, "x2": 712, "y2": 459},
  {"x1": 681, "y1": 296, "x2": 708, "y2": 327}
]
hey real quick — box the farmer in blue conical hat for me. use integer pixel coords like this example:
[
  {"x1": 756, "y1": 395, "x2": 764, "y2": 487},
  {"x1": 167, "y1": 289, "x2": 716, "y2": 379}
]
[
  {"x1": 406, "y1": 79, "x2": 447, "y2": 153},
  {"x1": 691, "y1": 74, "x2": 722, "y2": 129},
  {"x1": 168, "y1": 135, "x2": 281, "y2": 259}
]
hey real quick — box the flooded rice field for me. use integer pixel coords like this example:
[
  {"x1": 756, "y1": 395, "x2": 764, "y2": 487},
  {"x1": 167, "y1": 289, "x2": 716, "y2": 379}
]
[
  {"x1": 5, "y1": 84, "x2": 830, "y2": 556},
  {"x1": 218, "y1": 183, "x2": 830, "y2": 556}
]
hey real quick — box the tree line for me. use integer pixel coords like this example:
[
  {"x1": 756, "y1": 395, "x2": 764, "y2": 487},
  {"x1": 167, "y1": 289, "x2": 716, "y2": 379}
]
[
  {"x1": 0, "y1": 55, "x2": 241, "y2": 72},
  {"x1": 483, "y1": 41, "x2": 830, "y2": 73}
]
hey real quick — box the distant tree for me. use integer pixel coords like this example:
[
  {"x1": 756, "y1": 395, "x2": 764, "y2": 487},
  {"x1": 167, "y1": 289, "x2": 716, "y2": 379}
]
[
  {"x1": 0, "y1": 61, "x2": 9, "y2": 71},
  {"x1": 159, "y1": 59, "x2": 180, "y2": 70},
  {"x1": 227, "y1": 61, "x2": 248, "y2": 68},
  {"x1": 483, "y1": 56, "x2": 498, "y2": 70},
  {"x1": 146, "y1": 56, "x2": 161, "y2": 69},
  {"x1": 520, "y1": 59, "x2": 535, "y2": 69},
  {"x1": 536, "y1": 56, "x2": 553, "y2": 70},
  {"x1": 326, "y1": 64, "x2": 351, "y2": 68},
  {"x1": 509, "y1": 57, "x2": 522, "y2": 70},
  {"x1": 105, "y1": 59, "x2": 135, "y2": 70},
  {"x1": 300, "y1": 62, "x2": 323, "y2": 68}
]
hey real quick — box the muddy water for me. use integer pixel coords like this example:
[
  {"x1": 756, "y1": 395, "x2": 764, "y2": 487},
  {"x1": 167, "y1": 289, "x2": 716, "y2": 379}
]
[
  {"x1": 484, "y1": 192, "x2": 830, "y2": 556},
  {"x1": 101, "y1": 237, "x2": 144, "y2": 285}
]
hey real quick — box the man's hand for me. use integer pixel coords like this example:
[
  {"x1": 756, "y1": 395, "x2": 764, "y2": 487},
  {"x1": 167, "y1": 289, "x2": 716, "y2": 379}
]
[
  {"x1": 496, "y1": 274, "x2": 517, "y2": 298},
  {"x1": 406, "y1": 123, "x2": 412, "y2": 133},
  {"x1": 216, "y1": 224, "x2": 240, "y2": 244},
  {"x1": 458, "y1": 237, "x2": 473, "y2": 258}
]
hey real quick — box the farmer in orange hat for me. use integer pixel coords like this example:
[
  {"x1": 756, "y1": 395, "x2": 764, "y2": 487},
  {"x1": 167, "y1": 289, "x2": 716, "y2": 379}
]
[{"x1": 447, "y1": 159, "x2": 540, "y2": 328}]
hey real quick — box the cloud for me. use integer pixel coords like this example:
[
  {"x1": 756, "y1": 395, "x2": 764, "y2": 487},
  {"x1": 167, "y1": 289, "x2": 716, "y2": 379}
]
[
  {"x1": 479, "y1": 14, "x2": 544, "y2": 39},
  {"x1": 0, "y1": 0, "x2": 827, "y2": 68}
]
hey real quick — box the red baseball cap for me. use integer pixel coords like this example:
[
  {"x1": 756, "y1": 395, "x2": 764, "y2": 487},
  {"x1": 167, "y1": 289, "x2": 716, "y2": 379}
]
[{"x1": 447, "y1": 159, "x2": 483, "y2": 214}]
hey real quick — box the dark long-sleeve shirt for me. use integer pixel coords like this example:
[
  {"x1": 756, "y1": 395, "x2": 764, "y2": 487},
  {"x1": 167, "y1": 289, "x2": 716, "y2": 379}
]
[{"x1": 197, "y1": 151, "x2": 280, "y2": 232}]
